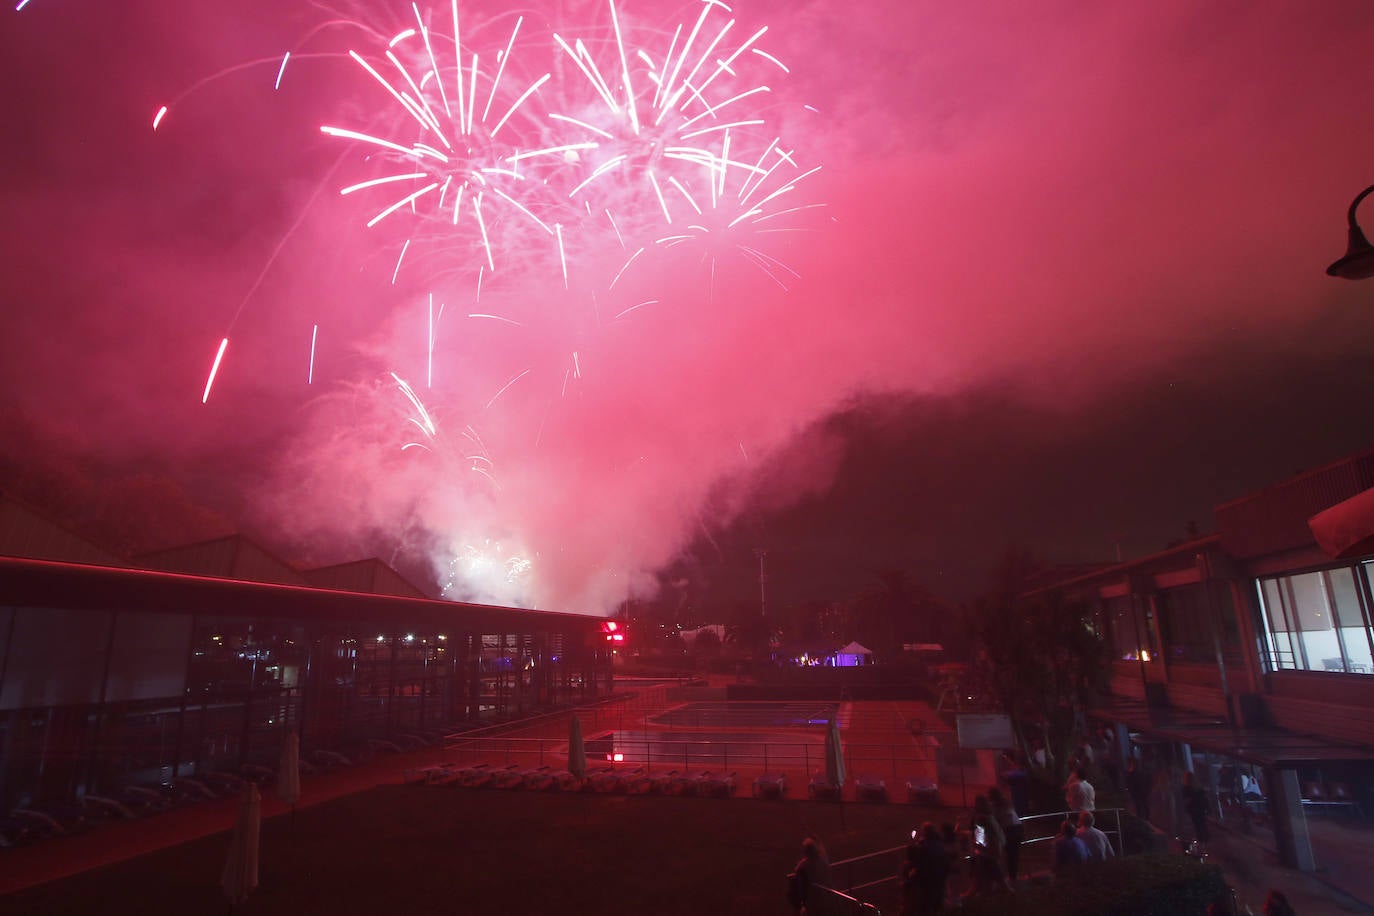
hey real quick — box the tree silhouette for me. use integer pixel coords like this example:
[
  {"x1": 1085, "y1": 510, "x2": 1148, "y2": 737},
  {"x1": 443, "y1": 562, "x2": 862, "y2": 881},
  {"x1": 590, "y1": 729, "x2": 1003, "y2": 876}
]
[{"x1": 968, "y1": 549, "x2": 1109, "y2": 782}]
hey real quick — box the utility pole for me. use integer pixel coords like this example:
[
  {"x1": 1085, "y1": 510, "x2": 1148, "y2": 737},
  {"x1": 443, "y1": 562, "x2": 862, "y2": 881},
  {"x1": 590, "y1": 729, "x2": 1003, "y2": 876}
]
[{"x1": 754, "y1": 548, "x2": 768, "y2": 619}]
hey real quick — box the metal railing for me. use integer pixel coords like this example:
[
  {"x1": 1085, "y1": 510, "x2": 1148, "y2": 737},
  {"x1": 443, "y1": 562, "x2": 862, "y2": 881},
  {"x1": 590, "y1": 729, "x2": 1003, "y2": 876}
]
[
  {"x1": 821, "y1": 808, "x2": 1129, "y2": 901},
  {"x1": 814, "y1": 884, "x2": 883, "y2": 915}
]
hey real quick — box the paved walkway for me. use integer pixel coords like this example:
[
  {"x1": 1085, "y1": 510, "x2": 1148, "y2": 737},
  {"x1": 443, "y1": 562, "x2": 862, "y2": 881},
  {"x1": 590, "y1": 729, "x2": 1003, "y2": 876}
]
[{"x1": 1185, "y1": 812, "x2": 1374, "y2": 914}]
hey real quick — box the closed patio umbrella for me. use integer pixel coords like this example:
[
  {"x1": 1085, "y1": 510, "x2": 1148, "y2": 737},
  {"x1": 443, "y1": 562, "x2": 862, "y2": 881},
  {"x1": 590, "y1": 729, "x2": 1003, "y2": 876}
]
[
  {"x1": 825, "y1": 717, "x2": 846, "y2": 791},
  {"x1": 568, "y1": 713, "x2": 587, "y2": 784},
  {"x1": 221, "y1": 783, "x2": 261, "y2": 910},
  {"x1": 276, "y1": 731, "x2": 301, "y2": 818},
  {"x1": 826, "y1": 717, "x2": 847, "y2": 829}
]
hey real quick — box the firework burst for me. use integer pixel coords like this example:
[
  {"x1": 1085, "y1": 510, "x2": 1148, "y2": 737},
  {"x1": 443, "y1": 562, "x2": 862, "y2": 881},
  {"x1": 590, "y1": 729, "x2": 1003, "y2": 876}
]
[{"x1": 323, "y1": 3, "x2": 563, "y2": 281}]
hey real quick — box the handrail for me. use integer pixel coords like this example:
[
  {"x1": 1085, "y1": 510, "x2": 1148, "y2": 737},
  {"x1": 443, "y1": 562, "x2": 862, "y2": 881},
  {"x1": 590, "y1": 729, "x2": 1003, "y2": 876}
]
[
  {"x1": 1016, "y1": 807, "x2": 1126, "y2": 855},
  {"x1": 821, "y1": 808, "x2": 1129, "y2": 898},
  {"x1": 814, "y1": 884, "x2": 882, "y2": 914}
]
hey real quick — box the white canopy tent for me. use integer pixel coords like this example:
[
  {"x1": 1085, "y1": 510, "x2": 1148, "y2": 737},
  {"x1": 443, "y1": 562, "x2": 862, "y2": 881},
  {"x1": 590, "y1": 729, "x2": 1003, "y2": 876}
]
[{"x1": 834, "y1": 641, "x2": 873, "y2": 667}]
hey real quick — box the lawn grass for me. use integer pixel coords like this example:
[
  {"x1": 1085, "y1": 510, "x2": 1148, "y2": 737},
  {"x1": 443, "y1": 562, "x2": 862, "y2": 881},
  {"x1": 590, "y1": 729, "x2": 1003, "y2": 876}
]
[{"x1": 4, "y1": 784, "x2": 928, "y2": 915}]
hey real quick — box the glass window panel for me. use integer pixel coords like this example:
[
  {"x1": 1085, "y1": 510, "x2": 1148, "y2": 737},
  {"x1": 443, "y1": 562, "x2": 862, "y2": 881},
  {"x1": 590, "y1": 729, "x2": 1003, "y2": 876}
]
[
  {"x1": 1, "y1": 607, "x2": 112, "y2": 709},
  {"x1": 1301, "y1": 630, "x2": 1343, "y2": 671},
  {"x1": 1339, "y1": 629, "x2": 1373, "y2": 673},
  {"x1": 1261, "y1": 579, "x2": 1289, "y2": 635},
  {"x1": 1288, "y1": 572, "x2": 1332, "y2": 632},
  {"x1": 107, "y1": 612, "x2": 192, "y2": 702},
  {"x1": 1327, "y1": 567, "x2": 1367, "y2": 630}
]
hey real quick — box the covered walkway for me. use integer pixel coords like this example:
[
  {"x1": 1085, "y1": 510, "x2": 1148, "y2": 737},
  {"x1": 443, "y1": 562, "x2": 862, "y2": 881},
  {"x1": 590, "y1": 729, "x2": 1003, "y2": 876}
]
[{"x1": 1090, "y1": 694, "x2": 1374, "y2": 903}]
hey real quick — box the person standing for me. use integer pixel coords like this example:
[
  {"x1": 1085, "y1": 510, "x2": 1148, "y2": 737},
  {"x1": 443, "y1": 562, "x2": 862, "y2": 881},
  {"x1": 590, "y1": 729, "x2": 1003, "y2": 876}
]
[
  {"x1": 988, "y1": 787, "x2": 1024, "y2": 883},
  {"x1": 789, "y1": 835, "x2": 831, "y2": 914},
  {"x1": 1076, "y1": 810, "x2": 1115, "y2": 862},
  {"x1": 1000, "y1": 749, "x2": 1031, "y2": 816},
  {"x1": 1263, "y1": 889, "x2": 1297, "y2": 916},
  {"x1": 1066, "y1": 766, "x2": 1096, "y2": 812},
  {"x1": 900, "y1": 822, "x2": 949, "y2": 915},
  {"x1": 1127, "y1": 757, "x2": 1152, "y2": 821},
  {"x1": 1182, "y1": 772, "x2": 1210, "y2": 848},
  {"x1": 1052, "y1": 819, "x2": 1089, "y2": 879}
]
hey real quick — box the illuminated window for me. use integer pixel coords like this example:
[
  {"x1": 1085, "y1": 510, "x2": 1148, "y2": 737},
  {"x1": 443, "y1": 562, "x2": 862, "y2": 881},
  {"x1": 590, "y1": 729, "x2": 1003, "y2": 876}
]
[{"x1": 1256, "y1": 565, "x2": 1374, "y2": 674}]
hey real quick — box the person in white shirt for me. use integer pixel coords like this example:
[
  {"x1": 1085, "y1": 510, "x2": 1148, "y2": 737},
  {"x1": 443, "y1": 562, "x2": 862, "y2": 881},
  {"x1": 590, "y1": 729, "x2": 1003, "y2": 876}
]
[
  {"x1": 1076, "y1": 810, "x2": 1114, "y2": 862},
  {"x1": 1065, "y1": 767, "x2": 1095, "y2": 812}
]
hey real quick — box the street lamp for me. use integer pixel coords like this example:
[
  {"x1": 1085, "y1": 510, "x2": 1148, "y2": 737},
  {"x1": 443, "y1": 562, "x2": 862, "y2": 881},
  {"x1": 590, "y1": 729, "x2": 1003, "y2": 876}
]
[{"x1": 1326, "y1": 184, "x2": 1374, "y2": 279}]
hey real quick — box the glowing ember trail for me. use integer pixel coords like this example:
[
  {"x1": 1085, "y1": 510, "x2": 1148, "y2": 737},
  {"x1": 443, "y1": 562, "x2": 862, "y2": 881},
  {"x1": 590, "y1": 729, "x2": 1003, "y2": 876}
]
[{"x1": 202, "y1": 338, "x2": 229, "y2": 404}]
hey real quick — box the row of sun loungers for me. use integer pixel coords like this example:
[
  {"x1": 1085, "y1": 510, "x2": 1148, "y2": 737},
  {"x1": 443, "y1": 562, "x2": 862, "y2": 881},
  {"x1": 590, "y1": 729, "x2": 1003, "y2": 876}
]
[
  {"x1": 406, "y1": 760, "x2": 940, "y2": 806},
  {"x1": 807, "y1": 772, "x2": 940, "y2": 804},
  {"x1": 410, "y1": 763, "x2": 742, "y2": 797}
]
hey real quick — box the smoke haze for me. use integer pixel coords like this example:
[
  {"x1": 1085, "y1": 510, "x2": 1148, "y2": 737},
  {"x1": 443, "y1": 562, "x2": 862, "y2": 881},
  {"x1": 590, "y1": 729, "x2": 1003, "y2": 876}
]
[{"x1": 3, "y1": 0, "x2": 1374, "y2": 613}]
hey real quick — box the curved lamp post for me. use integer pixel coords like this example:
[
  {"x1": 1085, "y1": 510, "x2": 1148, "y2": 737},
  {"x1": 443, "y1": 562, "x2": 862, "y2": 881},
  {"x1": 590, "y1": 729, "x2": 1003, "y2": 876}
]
[{"x1": 1327, "y1": 184, "x2": 1374, "y2": 279}]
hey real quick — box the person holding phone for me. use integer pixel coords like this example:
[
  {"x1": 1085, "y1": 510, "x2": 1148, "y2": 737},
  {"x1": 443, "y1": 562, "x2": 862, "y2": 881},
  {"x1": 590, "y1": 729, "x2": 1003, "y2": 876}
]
[
  {"x1": 962, "y1": 796, "x2": 1012, "y2": 899},
  {"x1": 988, "y1": 787, "x2": 1024, "y2": 882},
  {"x1": 899, "y1": 823, "x2": 950, "y2": 916}
]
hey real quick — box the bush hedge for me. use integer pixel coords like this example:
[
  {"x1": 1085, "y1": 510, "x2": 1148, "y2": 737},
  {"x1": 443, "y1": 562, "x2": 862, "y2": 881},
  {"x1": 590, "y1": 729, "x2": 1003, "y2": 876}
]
[{"x1": 956, "y1": 854, "x2": 1228, "y2": 916}]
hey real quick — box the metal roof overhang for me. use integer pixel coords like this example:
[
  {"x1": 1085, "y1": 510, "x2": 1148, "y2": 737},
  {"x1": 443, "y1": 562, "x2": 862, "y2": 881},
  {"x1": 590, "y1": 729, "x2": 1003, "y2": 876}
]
[
  {"x1": 0, "y1": 554, "x2": 602, "y2": 634},
  {"x1": 1089, "y1": 696, "x2": 1374, "y2": 769}
]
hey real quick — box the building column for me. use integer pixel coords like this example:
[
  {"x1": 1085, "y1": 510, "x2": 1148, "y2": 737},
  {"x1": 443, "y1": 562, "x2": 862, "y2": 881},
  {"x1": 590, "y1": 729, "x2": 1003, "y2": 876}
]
[{"x1": 1266, "y1": 766, "x2": 1316, "y2": 871}]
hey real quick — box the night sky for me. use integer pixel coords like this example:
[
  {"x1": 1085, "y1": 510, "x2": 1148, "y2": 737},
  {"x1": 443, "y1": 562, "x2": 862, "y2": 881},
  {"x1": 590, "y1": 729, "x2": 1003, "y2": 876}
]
[{"x1": 2, "y1": 0, "x2": 1373, "y2": 615}]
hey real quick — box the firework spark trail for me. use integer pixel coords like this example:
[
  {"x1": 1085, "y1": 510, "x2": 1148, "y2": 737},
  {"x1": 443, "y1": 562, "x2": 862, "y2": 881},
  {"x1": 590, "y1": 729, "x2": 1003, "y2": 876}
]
[
  {"x1": 322, "y1": 3, "x2": 561, "y2": 283},
  {"x1": 202, "y1": 338, "x2": 229, "y2": 404},
  {"x1": 533, "y1": 0, "x2": 796, "y2": 251}
]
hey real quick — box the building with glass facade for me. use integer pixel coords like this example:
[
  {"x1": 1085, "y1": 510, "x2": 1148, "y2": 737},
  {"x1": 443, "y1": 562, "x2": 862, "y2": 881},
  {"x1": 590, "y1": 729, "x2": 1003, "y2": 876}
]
[
  {"x1": 0, "y1": 512, "x2": 612, "y2": 814},
  {"x1": 1034, "y1": 446, "x2": 1374, "y2": 871}
]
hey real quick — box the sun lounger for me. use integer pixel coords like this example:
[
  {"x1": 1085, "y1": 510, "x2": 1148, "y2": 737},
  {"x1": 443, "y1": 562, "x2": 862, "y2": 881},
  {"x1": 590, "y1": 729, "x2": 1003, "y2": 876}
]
[
  {"x1": 665, "y1": 771, "x2": 710, "y2": 796},
  {"x1": 628, "y1": 770, "x2": 677, "y2": 794},
  {"x1": 491, "y1": 765, "x2": 534, "y2": 789},
  {"x1": 240, "y1": 764, "x2": 274, "y2": 785},
  {"x1": 82, "y1": 794, "x2": 137, "y2": 820},
  {"x1": 10, "y1": 808, "x2": 68, "y2": 838},
  {"x1": 752, "y1": 773, "x2": 787, "y2": 799},
  {"x1": 905, "y1": 777, "x2": 939, "y2": 805},
  {"x1": 402, "y1": 763, "x2": 455, "y2": 785},
  {"x1": 312, "y1": 749, "x2": 353, "y2": 770},
  {"x1": 118, "y1": 785, "x2": 172, "y2": 813},
  {"x1": 572, "y1": 766, "x2": 615, "y2": 791},
  {"x1": 200, "y1": 771, "x2": 248, "y2": 795},
  {"x1": 855, "y1": 775, "x2": 887, "y2": 803},
  {"x1": 808, "y1": 771, "x2": 842, "y2": 801},
  {"x1": 0, "y1": 816, "x2": 35, "y2": 847},
  {"x1": 546, "y1": 769, "x2": 581, "y2": 791},
  {"x1": 520, "y1": 767, "x2": 559, "y2": 791},
  {"x1": 590, "y1": 767, "x2": 643, "y2": 793},
  {"x1": 430, "y1": 762, "x2": 490, "y2": 786},
  {"x1": 466, "y1": 764, "x2": 519, "y2": 788},
  {"x1": 171, "y1": 777, "x2": 218, "y2": 802},
  {"x1": 698, "y1": 771, "x2": 738, "y2": 798}
]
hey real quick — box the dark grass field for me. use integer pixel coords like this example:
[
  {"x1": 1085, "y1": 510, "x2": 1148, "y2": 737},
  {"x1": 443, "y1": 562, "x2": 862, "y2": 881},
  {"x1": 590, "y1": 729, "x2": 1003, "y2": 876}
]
[{"x1": 3, "y1": 784, "x2": 930, "y2": 915}]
